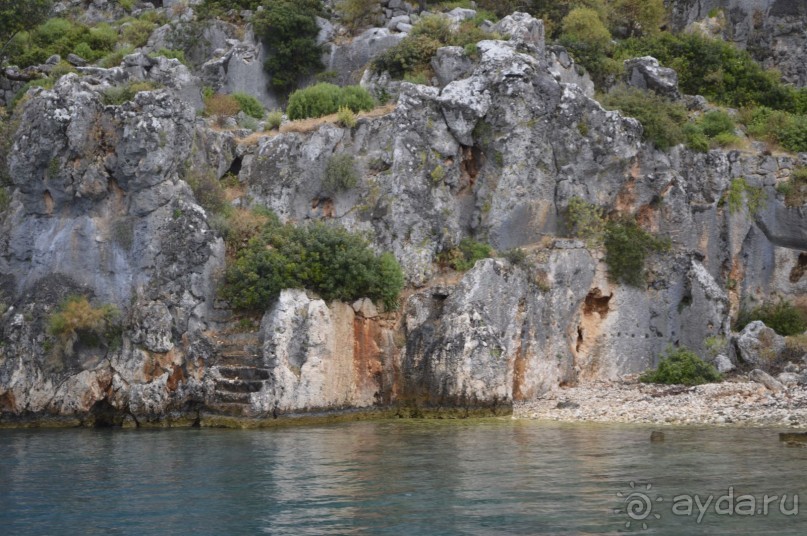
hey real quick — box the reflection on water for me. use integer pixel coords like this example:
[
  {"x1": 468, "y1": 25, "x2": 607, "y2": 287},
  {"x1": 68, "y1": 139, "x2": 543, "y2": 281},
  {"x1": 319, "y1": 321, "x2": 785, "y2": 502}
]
[{"x1": 1, "y1": 420, "x2": 806, "y2": 535}]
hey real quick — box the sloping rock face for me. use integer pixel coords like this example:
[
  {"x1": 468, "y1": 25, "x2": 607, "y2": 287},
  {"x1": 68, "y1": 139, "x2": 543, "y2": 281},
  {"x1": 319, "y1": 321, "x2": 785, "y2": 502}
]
[
  {"x1": 0, "y1": 57, "x2": 225, "y2": 426},
  {"x1": 667, "y1": 0, "x2": 807, "y2": 87},
  {"x1": 2, "y1": 12, "x2": 807, "y2": 425}
]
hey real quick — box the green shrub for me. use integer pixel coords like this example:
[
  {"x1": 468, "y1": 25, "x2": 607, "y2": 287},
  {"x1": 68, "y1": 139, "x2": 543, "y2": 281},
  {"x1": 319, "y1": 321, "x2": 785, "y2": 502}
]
[
  {"x1": 411, "y1": 14, "x2": 454, "y2": 43},
  {"x1": 608, "y1": 0, "x2": 665, "y2": 38},
  {"x1": 48, "y1": 296, "x2": 120, "y2": 349},
  {"x1": 120, "y1": 18, "x2": 157, "y2": 48},
  {"x1": 203, "y1": 92, "x2": 240, "y2": 124},
  {"x1": 232, "y1": 92, "x2": 265, "y2": 119},
  {"x1": 186, "y1": 170, "x2": 229, "y2": 215},
  {"x1": 5, "y1": 17, "x2": 118, "y2": 67},
  {"x1": 101, "y1": 81, "x2": 159, "y2": 106},
  {"x1": 222, "y1": 218, "x2": 405, "y2": 311},
  {"x1": 640, "y1": 346, "x2": 722, "y2": 386},
  {"x1": 99, "y1": 46, "x2": 135, "y2": 68},
  {"x1": 286, "y1": 83, "x2": 375, "y2": 120},
  {"x1": 561, "y1": 7, "x2": 611, "y2": 50},
  {"x1": 253, "y1": 0, "x2": 323, "y2": 93},
  {"x1": 149, "y1": 48, "x2": 187, "y2": 64},
  {"x1": 739, "y1": 105, "x2": 807, "y2": 153},
  {"x1": 266, "y1": 110, "x2": 283, "y2": 130},
  {"x1": 735, "y1": 301, "x2": 807, "y2": 336},
  {"x1": 725, "y1": 177, "x2": 765, "y2": 216},
  {"x1": 323, "y1": 153, "x2": 359, "y2": 193},
  {"x1": 373, "y1": 35, "x2": 442, "y2": 80},
  {"x1": 565, "y1": 197, "x2": 605, "y2": 245},
  {"x1": 699, "y1": 110, "x2": 734, "y2": 137},
  {"x1": 600, "y1": 86, "x2": 687, "y2": 150},
  {"x1": 337, "y1": 106, "x2": 357, "y2": 128},
  {"x1": 372, "y1": 14, "x2": 496, "y2": 80},
  {"x1": 616, "y1": 33, "x2": 797, "y2": 111},
  {"x1": 337, "y1": 85, "x2": 375, "y2": 113},
  {"x1": 439, "y1": 238, "x2": 493, "y2": 272},
  {"x1": 603, "y1": 218, "x2": 669, "y2": 287},
  {"x1": 683, "y1": 109, "x2": 739, "y2": 151},
  {"x1": 503, "y1": 248, "x2": 528, "y2": 266}
]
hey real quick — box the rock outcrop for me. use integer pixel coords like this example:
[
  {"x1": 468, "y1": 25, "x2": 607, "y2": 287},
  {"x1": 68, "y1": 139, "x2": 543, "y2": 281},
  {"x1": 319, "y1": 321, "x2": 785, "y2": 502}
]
[
  {"x1": 2, "y1": 10, "x2": 807, "y2": 426},
  {"x1": 667, "y1": 0, "x2": 807, "y2": 87}
]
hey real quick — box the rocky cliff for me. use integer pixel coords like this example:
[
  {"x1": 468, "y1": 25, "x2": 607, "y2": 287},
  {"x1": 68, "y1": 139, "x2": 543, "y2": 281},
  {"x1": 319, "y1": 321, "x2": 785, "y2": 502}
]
[{"x1": 1, "y1": 6, "x2": 806, "y2": 427}]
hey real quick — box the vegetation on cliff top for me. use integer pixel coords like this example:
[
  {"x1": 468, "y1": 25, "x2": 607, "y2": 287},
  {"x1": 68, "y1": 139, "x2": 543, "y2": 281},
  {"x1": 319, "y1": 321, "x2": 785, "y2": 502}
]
[{"x1": 222, "y1": 214, "x2": 404, "y2": 312}]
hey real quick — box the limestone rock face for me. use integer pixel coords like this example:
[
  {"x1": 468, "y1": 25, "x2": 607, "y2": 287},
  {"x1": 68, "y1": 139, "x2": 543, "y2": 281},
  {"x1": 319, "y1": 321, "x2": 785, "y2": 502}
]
[
  {"x1": 668, "y1": 0, "x2": 807, "y2": 87},
  {"x1": 0, "y1": 58, "x2": 223, "y2": 424},
  {"x1": 3, "y1": 7, "x2": 807, "y2": 425},
  {"x1": 325, "y1": 28, "x2": 406, "y2": 86},
  {"x1": 403, "y1": 252, "x2": 596, "y2": 407},
  {"x1": 252, "y1": 289, "x2": 393, "y2": 414}
]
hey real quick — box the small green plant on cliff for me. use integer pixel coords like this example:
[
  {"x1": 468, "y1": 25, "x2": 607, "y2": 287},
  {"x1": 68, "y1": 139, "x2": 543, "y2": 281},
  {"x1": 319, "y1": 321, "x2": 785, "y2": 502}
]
[
  {"x1": 232, "y1": 92, "x2": 265, "y2": 120},
  {"x1": 604, "y1": 218, "x2": 669, "y2": 287},
  {"x1": 776, "y1": 167, "x2": 807, "y2": 208},
  {"x1": 599, "y1": 86, "x2": 687, "y2": 150},
  {"x1": 640, "y1": 346, "x2": 722, "y2": 386},
  {"x1": 565, "y1": 197, "x2": 605, "y2": 246},
  {"x1": 684, "y1": 110, "x2": 738, "y2": 152},
  {"x1": 186, "y1": 170, "x2": 229, "y2": 215},
  {"x1": 322, "y1": 153, "x2": 359, "y2": 194},
  {"x1": 266, "y1": 110, "x2": 283, "y2": 130},
  {"x1": 48, "y1": 296, "x2": 120, "y2": 350},
  {"x1": 222, "y1": 217, "x2": 404, "y2": 311},
  {"x1": 735, "y1": 300, "x2": 807, "y2": 336},
  {"x1": 285, "y1": 83, "x2": 375, "y2": 121},
  {"x1": 372, "y1": 14, "x2": 499, "y2": 80},
  {"x1": 438, "y1": 238, "x2": 493, "y2": 272},
  {"x1": 101, "y1": 81, "x2": 159, "y2": 106},
  {"x1": 336, "y1": 106, "x2": 357, "y2": 128},
  {"x1": 725, "y1": 177, "x2": 766, "y2": 216}
]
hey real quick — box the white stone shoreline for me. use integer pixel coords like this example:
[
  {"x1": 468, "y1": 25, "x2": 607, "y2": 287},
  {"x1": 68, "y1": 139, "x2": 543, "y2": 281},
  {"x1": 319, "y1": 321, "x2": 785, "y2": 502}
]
[{"x1": 513, "y1": 377, "x2": 807, "y2": 428}]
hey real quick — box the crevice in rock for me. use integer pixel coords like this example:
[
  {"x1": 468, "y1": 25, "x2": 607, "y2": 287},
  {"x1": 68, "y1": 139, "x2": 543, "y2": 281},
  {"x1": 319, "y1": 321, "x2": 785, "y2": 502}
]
[
  {"x1": 311, "y1": 197, "x2": 335, "y2": 218},
  {"x1": 459, "y1": 145, "x2": 482, "y2": 185},
  {"x1": 789, "y1": 252, "x2": 807, "y2": 282},
  {"x1": 226, "y1": 155, "x2": 243, "y2": 177},
  {"x1": 583, "y1": 288, "x2": 611, "y2": 316},
  {"x1": 576, "y1": 326, "x2": 584, "y2": 353},
  {"x1": 89, "y1": 398, "x2": 126, "y2": 428},
  {"x1": 43, "y1": 190, "x2": 54, "y2": 215}
]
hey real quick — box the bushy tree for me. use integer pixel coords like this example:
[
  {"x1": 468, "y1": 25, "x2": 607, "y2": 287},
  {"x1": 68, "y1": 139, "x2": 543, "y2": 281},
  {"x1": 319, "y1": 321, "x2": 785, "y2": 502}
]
[
  {"x1": 253, "y1": 0, "x2": 323, "y2": 94},
  {"x1": 0, "y1": 0, "x2": 53, "y2": 61},
  {"x1": 223, "y1": 217, "x2": 405, "y2": 311},
  {"x1": 608, "y1": 0, "x2": 665, "y2": 38}
]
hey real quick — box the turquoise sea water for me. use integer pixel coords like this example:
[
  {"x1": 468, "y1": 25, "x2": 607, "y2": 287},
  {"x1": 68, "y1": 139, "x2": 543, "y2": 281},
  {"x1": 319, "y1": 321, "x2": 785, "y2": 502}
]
[{"x1": 0, "y1": 420, "x2": 805, "y2": 535}]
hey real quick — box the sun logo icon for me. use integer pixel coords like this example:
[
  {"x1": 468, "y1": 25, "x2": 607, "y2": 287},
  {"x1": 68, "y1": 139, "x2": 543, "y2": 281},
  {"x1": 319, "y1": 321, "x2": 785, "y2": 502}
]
[{"x1": 614, "y1": 481, "x2": 663, "y2": 530}]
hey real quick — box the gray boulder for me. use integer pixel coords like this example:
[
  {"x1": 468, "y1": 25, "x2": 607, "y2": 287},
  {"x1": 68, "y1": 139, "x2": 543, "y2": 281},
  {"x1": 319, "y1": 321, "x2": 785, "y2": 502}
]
[
  {"x1": 714, "y1": 354, "x2": 735, "y2": 374},
  {"x1": 325, "y1": 27, "x2": 406, "y2": 86},
  {"x1": 749, "y1": 368, "x2": 785, "y2": 393},
  {"x1": 736, "y1": 321, "x2": 786, "y2": 368},
  {"x1": 624, "y1": 56, "x2": 681, "y2": 100},
  {"x1": 431, "y1": 46, "x2": 474, "y2": 87},
  {"x1": 492, "y1": 12, "x2": 545, "y2": 58}
]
